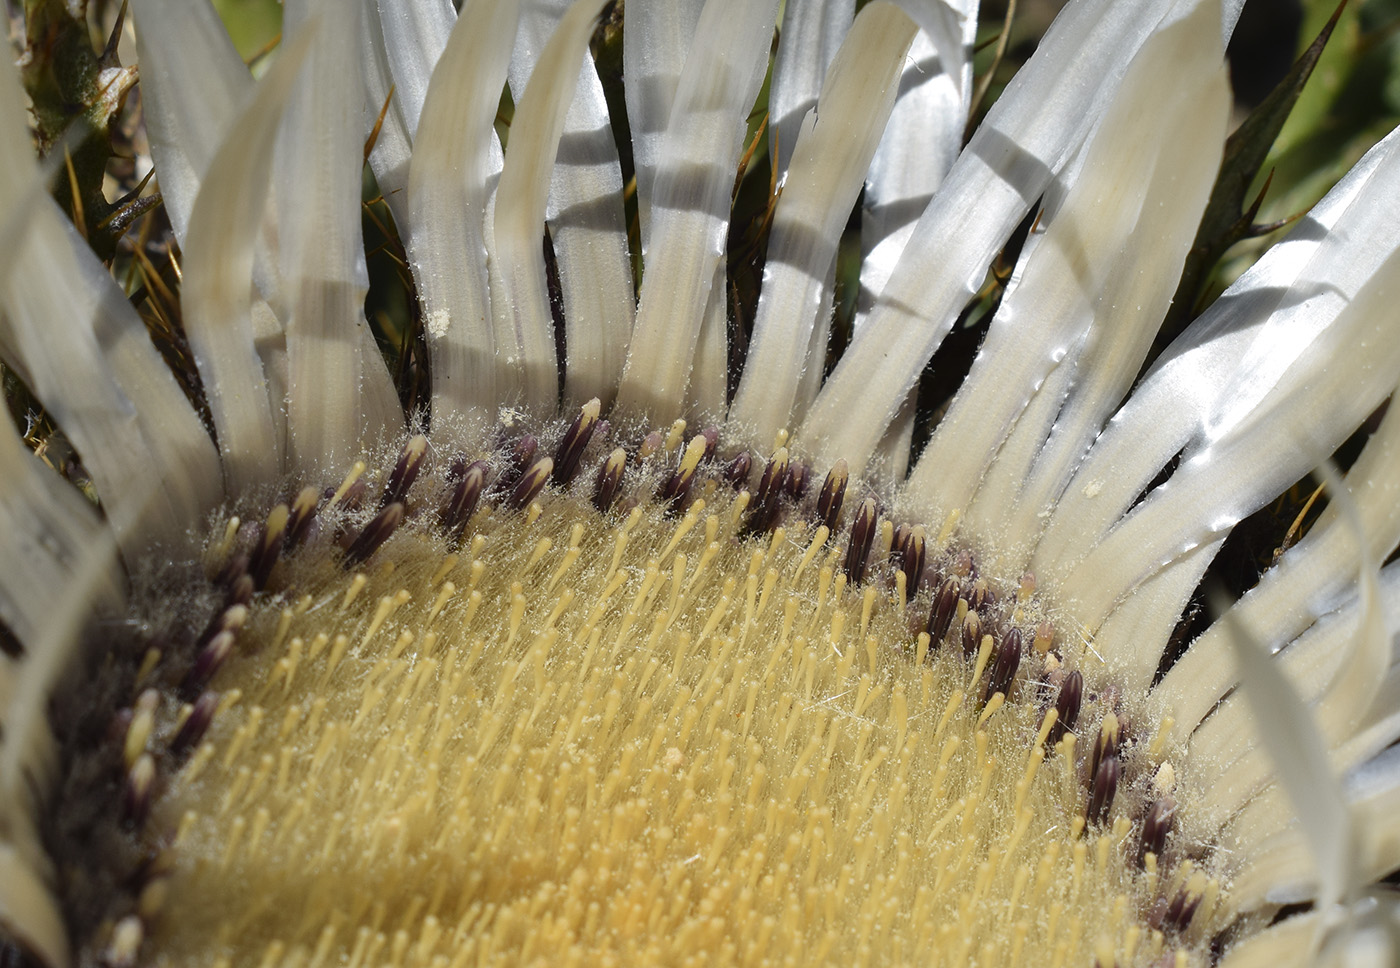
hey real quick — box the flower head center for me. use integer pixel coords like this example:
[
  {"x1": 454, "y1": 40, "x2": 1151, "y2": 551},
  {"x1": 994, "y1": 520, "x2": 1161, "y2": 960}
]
[{"x1": 56, "y1": 427, "x2": 1223, "y2": 966}]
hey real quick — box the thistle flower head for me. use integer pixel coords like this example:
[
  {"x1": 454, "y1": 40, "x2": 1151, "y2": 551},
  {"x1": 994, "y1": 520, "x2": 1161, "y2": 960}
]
[{"x1": 3, "y1": 0, "x2": 1400, "y2": 966}]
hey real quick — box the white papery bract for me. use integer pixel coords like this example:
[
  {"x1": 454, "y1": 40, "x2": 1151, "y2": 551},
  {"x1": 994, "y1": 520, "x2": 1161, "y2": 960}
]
[{"x1": 3, "y1": 0, "x2": 1400, "y2": 964}]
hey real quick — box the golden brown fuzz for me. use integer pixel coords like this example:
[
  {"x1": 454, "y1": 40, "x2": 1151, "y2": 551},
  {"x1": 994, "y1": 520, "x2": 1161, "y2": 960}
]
[{"x1": 115, "y1": 473, "x2": 1219, "y2": 967}]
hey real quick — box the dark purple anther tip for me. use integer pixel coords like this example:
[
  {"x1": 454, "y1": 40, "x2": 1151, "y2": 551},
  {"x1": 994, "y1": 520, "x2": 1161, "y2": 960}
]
[{"x1": 343, "y1": 502, "x2": 405, "y2": 568}]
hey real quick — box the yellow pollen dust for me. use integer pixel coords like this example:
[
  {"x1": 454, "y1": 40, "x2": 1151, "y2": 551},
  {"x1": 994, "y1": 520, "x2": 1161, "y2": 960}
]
[{"x1": 143, "y1": 485, "x2": 1212, "y2": 967}]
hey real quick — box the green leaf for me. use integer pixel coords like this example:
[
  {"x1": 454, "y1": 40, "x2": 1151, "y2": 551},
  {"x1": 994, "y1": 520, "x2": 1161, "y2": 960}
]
[{"x1": 1159, "y1": 1, "x2": 1347, "y2": 345}]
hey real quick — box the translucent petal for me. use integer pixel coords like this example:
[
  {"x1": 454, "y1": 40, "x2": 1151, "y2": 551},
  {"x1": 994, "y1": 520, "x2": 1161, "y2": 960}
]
[
  {"x1": 1196, "y1": 571, "x2": 1399, "y2": 766},
  {"x1": 1220, "y1": 893, "x2": 1400, "y2": 968},
  {"x1": 1187, "y1": 564, "x2": 1399, "y2": 834},
  {"x1": 622, "y1": 0, "x2": 706, "y2": 245},
  {"x1": 0, "y1": 62, "x2": 221, "y2": 556},
  {"x1": 0, "y1": 416, "x2": 120, "y2": 659},
  {"x1": 1081, "y1": 539, "x2": 1221, "y2": 694},
  {"x1": 1048, "y1": 245, "x2": 1400, "y2": 633},
  {"x1": 492, "y1": 0, "x2": 611, "y2": 411},
  {"x1": 968, "y1": 109, "x2": 1232, "y2": 581},
  {"x1": 181, "y1": 26, "x2": 318, "y2": 492},
  {"x1": 276, "y1": 1, "x2": 404, "y2": 474},
  {"x1": 688, "y1": 279, "x2": 730, "y2": 422},
  {"x1": 794, "y1": 278, "x2": 840, "y2": 431},
  {"x1": 730, "y1": 2, "x2": 917, "y2": 450},
  {"x1": 796, "y1": 0, "x2": 1187, "y2": 475},
  {"x1": 1153, "y1": 406, "x2": 1400, "y2": 739},
  {"x1": 0, "y1": 844, "x2": 69, "y2": 968},
  {"x1": 1036, "y1": 126, "x2": 1400, "y2": 581},
  {"x1": 1226, "y1": 747, "x2": 1400, "y2": 916},
  {"x1": 508, "y1": 0, "x2": 634, "y2": 408},
  {"x1": 360, "y1": 1, "x2": 412, "y2": 231},
  {"x1": 856, "y1": 0, "x2": 975, "y2": 321},
  {"x1": 769, "y1": 0, "x2": 854, "y2": 183},
  {"x1": 407, "y1": 0, "x2": 519, "y2": 420},
  {"x1": 614, "y1": 0, "x2": 780, "y2": 420},
  {"x1": 0, "y1": 423, "x2": 112, "y2": 891},
  {"x1": 130, "y1": 0, "x2": 251, "y2": 245},
  {"x1": 1217, "y1": 587, "x2": 1357, "y2": 926},
  {"x1": 902, "y1": 0, "x2": 1227, "y2": 547},
  {"x1": 960, "y1": 351, "x2": 1073, "y2": 561},
  {"x1": 0, "y1": 481, "x2": 119, "y2": 894},
  {"x1": 377, "y1": 0, "x2": 455, "y2": 136},
  {"x1": 1153, "y1": 379, "x2": 1400, "y2": 748},
  {"x1": 364, "y1": 0, "x2": 455, "y2": 230}
]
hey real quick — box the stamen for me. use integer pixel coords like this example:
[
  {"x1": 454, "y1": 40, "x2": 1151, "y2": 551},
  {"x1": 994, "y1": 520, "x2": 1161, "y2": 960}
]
[
  {"x1": 723, "y1": 451, "x2": 752, "y2": 489},
  {"x1": 968, "y1": 576, "x2": 993, "y2": 611},
  {"x1": 506, "y1": 458, "x2": 553, "y2": 511},
  {"x1": 123, "y1": 753, "x2": 156, "y2": 828},
  {"x1": 663, "y1": 419, "x2": 686, "y2": 453},
  {"x1": 960, "y1": 609, "x2": 981, "y2": 656},
  {"x1": 1162, "y1": 874, "x2": 1205, "y2": 933},
  {"x1": 249, "y1": 504, "x2": 289, "y2": 590},
  {"x1": 593, "y1": 447, "x2": 627, "y2": 512},
  {"x1": 181, "y1": 629, "x2": 235, "y2": 700},
  {"x1": 637, "y1": 430, "x2": 663, "y2": 460},
  {"x1": 551, "y1": 398, "x2": 602, "y2": 486},
  {"x1": 1087, "y1": 749, "x2": 1120, "y2": 826},
  {"x1": 816, "y1": 459, "x2": 848, "y2": 532},
  {"x1": 658, "y1": 435, "x2": 709, "y2": 510},
  {"x1": 842, "y1": 496, "x2": 879, "y2": 584},
  {"x1": 900, "y1": 525, "x2": 926, "y2": 597},
  {"x1": 122, "y1": 690, "x2": 159, "y2": 769},
  {"x1": 984, "y1": 628, "x2": 1023, "y2": 703},
  {"x1": 381, "y1": 434, "x2": 429, "y2": 508},
  {"x1": 343, "y1": 502, "x2": 405, "y2": 567},
  {"x1": 170, "y1": 691, "x2": 220, "y2": 758},
  {"x1": 1138, "y1": 797, "x2": 1176, "y2": 868},
  {"x1": 927, "y1": 577, "x2": 959, "y2": 647},
  {"x1": 1018, "y1": 572, "x2": 1037, "y2": 602},
  {"x1": 1087, "y1": 714, "x2": 1122, "y2": 826},
  {"x1": 197, "y1": 603, "x2": 248, "y2": 653},
  {"x1": 440, "y1": 458, "x2": 489, "y2": 541},
  {"x1": 784, "y1": 461, "x2": 810, "y2": 500},
  {"x1": 1090, "y1": 712, "x2": 1120, "y2": 782},
  {"x1": 225, "y1": 571, "x2": 254, "y2": 609},
  {"x1": 104, "y1": 915, "x2": 143, "y2": 968},
  {"x1": 1049, "y1": 671, "x2": 1083, "y2": 746},
  {"x1": 508, "y1": 435, "x2": 539, "y2": 477},
  {"x1": 326, "y1": 461, "x2": 367, "y2": 513},
  {"x1": 742, "y1": 448, "x2": 789, "y2": 536},
  {"x1": 215, "y1": 550, "x2": 249, "y2": 592},
  {"x1": 285, "y1": 486, "x2": 321, "y2": 551},
  {"x1": 890, "y1": 523, "x2": 910, "y2": 568}
]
